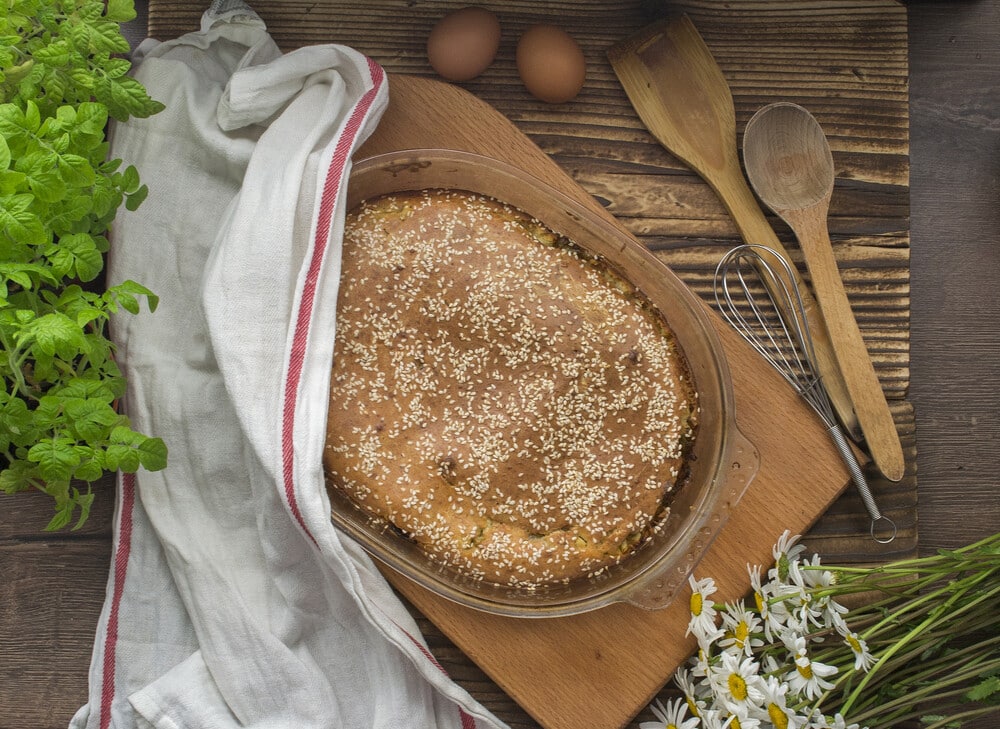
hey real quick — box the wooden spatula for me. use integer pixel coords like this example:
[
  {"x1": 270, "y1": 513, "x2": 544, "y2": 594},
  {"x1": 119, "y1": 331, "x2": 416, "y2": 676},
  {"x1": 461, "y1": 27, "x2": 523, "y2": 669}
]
[{"x1": 608, "y1": 14, "x2": 867, "y2": 449}]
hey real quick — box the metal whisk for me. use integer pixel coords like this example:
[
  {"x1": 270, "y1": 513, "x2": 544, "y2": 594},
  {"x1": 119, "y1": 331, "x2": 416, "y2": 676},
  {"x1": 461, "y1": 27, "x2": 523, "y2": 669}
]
[{"x1": 714, "y1": 244, "x2": 896, "y2": 544}]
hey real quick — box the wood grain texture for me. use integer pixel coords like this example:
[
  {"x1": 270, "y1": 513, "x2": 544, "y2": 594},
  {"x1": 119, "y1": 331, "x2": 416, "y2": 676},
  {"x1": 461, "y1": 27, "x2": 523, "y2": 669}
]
[
  {"x1": 11, "y1": 0, "x2": 1000, "y2": 728},
  {"x1": 908, "y1": 0, "x2": 1000, "y2": 560}
]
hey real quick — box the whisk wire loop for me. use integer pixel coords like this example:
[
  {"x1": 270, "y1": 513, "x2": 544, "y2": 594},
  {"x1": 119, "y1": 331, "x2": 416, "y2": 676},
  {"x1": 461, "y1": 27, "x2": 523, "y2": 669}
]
[{"x1": 714, "y1": 244, "x2": 895, "y2": 544}]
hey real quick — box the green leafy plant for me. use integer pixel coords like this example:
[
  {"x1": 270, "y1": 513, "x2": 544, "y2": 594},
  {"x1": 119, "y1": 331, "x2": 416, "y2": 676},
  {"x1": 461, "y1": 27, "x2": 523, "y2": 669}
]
[{"x1": 1, "y1": 0, "x2": 166, "y2": 530}]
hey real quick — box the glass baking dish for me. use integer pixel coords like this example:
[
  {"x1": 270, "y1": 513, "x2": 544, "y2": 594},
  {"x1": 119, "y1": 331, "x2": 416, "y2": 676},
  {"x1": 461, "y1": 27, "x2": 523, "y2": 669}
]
[{"x1": 328, "y1": 148, "x2": 758, "y2": 617}]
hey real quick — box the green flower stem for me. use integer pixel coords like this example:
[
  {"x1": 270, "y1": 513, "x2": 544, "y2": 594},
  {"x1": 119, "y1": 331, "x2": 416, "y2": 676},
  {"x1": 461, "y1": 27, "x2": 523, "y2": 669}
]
[
  {"x1": 784, "y1": 535, "x2": 1000, "y2": 728},
  {"x1": 1, "y1": 329, "x2": 30, "y2": 399},
  {"x1": 922, "y1": 706, "x2": 1000, "y2": 729},
  {"x1": 848, "y1": 654, "x2": 1000, "y2": 725},
  {"x1": 840, "y1": 572, "x2": 995, "y2": 715},
  {"x1": 857, "y1": 633, "x2": 1000, "y2": 703}
]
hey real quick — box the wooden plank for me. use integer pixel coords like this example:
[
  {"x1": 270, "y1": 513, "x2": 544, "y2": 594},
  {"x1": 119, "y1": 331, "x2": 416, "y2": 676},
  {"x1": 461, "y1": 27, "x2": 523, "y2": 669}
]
[{"x1": 0, "y1": 487, "x2": 115, "y2": 725}]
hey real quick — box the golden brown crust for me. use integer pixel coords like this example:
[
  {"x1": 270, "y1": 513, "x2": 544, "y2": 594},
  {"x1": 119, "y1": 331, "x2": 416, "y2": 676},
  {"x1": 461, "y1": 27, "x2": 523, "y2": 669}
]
[{"x1": 324, "y1": 190, "x2": 697, "y2": 587}]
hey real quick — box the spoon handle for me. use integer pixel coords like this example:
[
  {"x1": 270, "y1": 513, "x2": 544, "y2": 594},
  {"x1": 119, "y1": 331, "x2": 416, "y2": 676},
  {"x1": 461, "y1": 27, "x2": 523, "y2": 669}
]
[
  {"x1": 793, "y1": 210, "x2": 906, "y2": 482},
  {"x1": 711, "y1": 158, "x2": 864, "y2": 442}
]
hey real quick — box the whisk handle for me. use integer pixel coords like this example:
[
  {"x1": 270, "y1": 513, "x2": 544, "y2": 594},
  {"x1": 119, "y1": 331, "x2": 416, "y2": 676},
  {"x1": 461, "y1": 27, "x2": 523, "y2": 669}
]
[{"x1": 828, "y1": 425, "x2": 897, "y2": 544}]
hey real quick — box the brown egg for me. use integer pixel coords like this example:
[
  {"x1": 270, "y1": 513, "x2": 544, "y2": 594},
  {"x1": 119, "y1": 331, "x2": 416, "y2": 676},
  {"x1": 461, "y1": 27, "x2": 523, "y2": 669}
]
[
  {"x1": 427, "y1": 7, "x2": 501, "y2": 82},
  {"x1": 516, "y1": 24, "x2": 586, "y2": 104}
]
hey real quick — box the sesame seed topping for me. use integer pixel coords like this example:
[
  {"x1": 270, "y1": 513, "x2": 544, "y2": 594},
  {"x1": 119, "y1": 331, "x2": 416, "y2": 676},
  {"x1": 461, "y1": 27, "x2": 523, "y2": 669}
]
[{"x1": 323, "y1": 189, "x2": 698, "y2": 588}]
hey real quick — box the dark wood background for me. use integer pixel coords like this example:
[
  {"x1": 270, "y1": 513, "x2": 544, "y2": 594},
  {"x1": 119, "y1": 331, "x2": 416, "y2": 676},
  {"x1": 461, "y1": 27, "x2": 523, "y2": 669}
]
[{"x1": 1, "y1": 1, "x2": 998, "y2": 728}]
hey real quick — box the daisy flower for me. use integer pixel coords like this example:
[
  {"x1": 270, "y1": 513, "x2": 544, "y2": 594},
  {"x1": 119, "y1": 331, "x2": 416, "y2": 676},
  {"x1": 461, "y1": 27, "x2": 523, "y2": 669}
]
[
  {"x1": 709, "y1": 650, "x2": 764, "y2": 711},
  {"x1": 751, "y1": 563, "x2": 792, "y2": 641},
  {"x1": 698, "y1": 708, "x2": 735, "y2": 729},
  {"x1": 828, "y1": 713, "x2": 864, "y2": 729},
  {"x1": 770, "y1": 530, "x2": 807, "y2": 582},
  {"x1": 783, "y1": 635, "x2": 838, "y2": 700},
  {"x1": 639, "y1": 697, "x2": 699, "y2": 729},
  {"x1": 686, "y1": 574, "x2": 719, "y2": 641},
  {"x1": 748, "y1": 563, "x2": 769, "y2": 614},
  {"x1": 723, "y1": 703, "x2": 762, "y2": 729},
  {"x1": 755, "y1": 675, "x2": 803, "y2": 729},
  {"x1": 789, "y1": 556, "x2": 846, "y2": 630},
  {"x1": 719, "y1": 600, "x2": 763, "y2": 657},
  {"x1": 837, "y1": 626, "x2": 874, "y2": 672},
  {"x1": 674, "y1": 665, "x2": 708, "y2": 718},
  {"x1": 689, "y1": 642, "x2": 712, "y2": 680}
]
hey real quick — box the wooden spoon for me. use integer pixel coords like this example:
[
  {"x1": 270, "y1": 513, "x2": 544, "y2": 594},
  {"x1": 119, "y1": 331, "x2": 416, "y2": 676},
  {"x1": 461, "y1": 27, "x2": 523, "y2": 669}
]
[
  {"x1": 607, "y1": 14, "x2": 862, "y2": 441},
  {"x1": 742, "y1": 102, "x2": 905, "y2": 482}
]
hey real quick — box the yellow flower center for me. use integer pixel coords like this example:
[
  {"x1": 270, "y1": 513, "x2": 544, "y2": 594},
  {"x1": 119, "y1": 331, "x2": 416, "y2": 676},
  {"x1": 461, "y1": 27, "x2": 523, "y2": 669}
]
[
  {"x1": 690, "y1": 592, "x2": 703, "y2": 616},
  {"x1": 735, "y1": 620, "x2": 749, "y2": 647},
  {"x1": 730, "y1": 716, "x2": 743, "y2": 729},
  {"x1": 797, "y1": 661, "x2": 814, "y2": 680},
  {"x1": 846, "y1": 633, "x2": 863, "y2": 653},
  {"x1": 686, "y1": 696, "x2": 700, "y2": 718},
  {"x1": 728, "y1": 673, "x2": 748, "y2": 701},
  {"x1": 754, "y1": 591, "x2": 765, "y2": 613},
  {"x1": 769, "y1": 703, "x2": 789, "y2": 729}
]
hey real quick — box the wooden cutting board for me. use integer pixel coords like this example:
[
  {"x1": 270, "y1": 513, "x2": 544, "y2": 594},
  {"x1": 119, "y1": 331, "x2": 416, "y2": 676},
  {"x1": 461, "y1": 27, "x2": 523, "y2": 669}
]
[
  {"x1": 354, "y1": 74, "x2": 852, "y2": 729},
  {"x1": 145, "y1": 3, "x2": 916, "y2": 727}
]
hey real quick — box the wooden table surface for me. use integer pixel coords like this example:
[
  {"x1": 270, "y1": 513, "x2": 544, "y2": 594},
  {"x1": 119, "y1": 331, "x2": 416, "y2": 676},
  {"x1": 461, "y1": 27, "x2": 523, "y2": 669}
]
[{"x1": 1, "y1": 2, "x2": 998, "y2": 728}]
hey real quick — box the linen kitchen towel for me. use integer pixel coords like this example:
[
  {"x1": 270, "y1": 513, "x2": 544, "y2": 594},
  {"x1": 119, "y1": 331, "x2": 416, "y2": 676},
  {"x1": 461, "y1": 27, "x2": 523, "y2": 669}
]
[{"x1": 71, "y1": 2, "x2": 505, "y2": 727}]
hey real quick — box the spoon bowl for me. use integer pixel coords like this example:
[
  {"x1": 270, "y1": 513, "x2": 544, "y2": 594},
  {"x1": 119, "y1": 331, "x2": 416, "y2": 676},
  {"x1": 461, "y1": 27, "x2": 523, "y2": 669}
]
[
  {"x1": 741, "y1": 102, "x2": 905, "y2": 483},
  {"x1": 744, "y1": 102, "x2": 835, "y2": 212}
]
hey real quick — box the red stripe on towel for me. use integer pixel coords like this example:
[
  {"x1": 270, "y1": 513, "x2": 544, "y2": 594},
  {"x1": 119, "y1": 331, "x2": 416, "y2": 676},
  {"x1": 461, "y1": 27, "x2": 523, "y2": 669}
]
[
  {"x1": 281, "y1": 56, "x2": 385, "y2": 539},
  {"x1": 277, "y1": 58, "x2": 476, "y2": 729},
  {"x1": 397, "y1": 623, "x2": 479, "y2": 729},
  {"x1": 99, "y1": 472, "x2": 137, "y2": 729}
]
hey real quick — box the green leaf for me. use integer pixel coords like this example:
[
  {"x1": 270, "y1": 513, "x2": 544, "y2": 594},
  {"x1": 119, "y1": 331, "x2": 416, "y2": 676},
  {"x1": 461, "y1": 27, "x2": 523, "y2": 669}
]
[
  {"x1": 31, "y1": 38, "x2": 70, "y2": 66},
  {"x1": 0, "y1": 459, "x2": 37, "y2": 495},
  {"x1": 104, "y1": 279, "x2": 158, "y2": 314},
  {"x1": 104, "y1": 426, "x2": 167, "y2": 473},
  {"x1": 19, "y1": 310, "x2": 88, "y2": 358},
  {"x1": 105, "y1": 76, "x2": 164, "y2": 120},
  {"x1": 0, "y1": 392, "x2": 37, "y2": 448},
  {"x1": 46, "y1": 232, "x2": 103, "y2": 281},
  {"x1": 56, "y1": 152, "x2": 95, "y2": 187},
  {"x1": 104, "y1": 442, "x2": 139, "y2": 472},
  {"x1": 966, "y1": 675, "x2": 1000, "y2": 702},
  {"x1": 45, "y1": 192, "x2": 93, "y2": 234},
  {"x1": 44, "y1": 494, "x2": 75, "y2": 531},
  {"x1": 70, "y1": 486, "x2": 94, "y2": 529},
  {"x1": 57, "y1": 377, "x2": 117, "y2": 403},
  {"x1": 64, "y1": 397, "x2": 121, "y2": 441},
  {"x1": 89, "y1": 20, "x2": 130, "y2": 54},
  {"x1": 104, "y1": 0, "x2": 137, "y2": 23},
  {"x1": 28, "y1": 438, "x2": 81, "y2": 482},
  {"x1": 124, "y1": 183, "x2": 147, "y2": 211},
  {"x1": 119, "y1": 164, "x2": 140, "y2": 192},
  {"x1": 101, "y1": 57, "x2": 132, "y2": 80},
  {"x1": 0, "y1": 169, "x2": 28, "y2": 194},
  {"x1": 0, "y1": 192, "x2": 46, "y2": 245},
  {"x1": 1, "y1": 262, "x2": 39, "y2": 290},
  {"x1": 73, "y1": 455, "x2": 104, "y2": 482},
  {"x1": 0, "y1": 134, "x2": 10, "y2": 170},
  {"x1": 135, "y1": 436, "x2": 167, "y2": 471},
  {"x1": 23, "y1": 98, "x2": 40, "y2": 132},
  {"x1": 68, "y1": 66, "x2": 95, "y2": 91}
]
